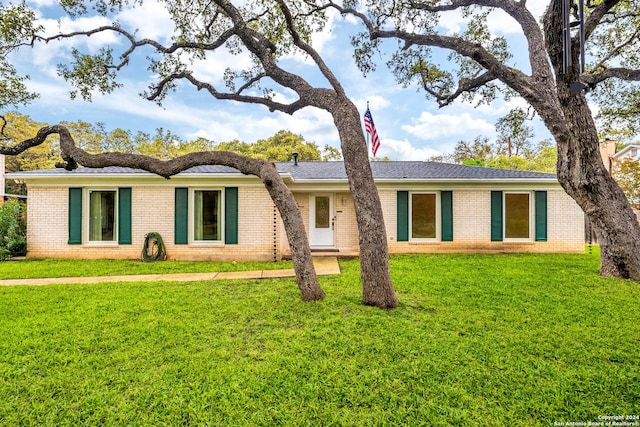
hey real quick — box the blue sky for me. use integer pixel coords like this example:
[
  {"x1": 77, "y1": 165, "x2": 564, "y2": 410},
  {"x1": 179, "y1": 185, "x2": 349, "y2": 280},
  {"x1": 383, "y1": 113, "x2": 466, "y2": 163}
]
[{"x1": 8, "y1": 0, "x2": 553, "y2": 160}]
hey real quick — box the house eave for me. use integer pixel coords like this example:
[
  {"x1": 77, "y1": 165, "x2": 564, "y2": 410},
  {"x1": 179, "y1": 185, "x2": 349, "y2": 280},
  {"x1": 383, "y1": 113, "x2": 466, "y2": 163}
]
[{"x1": 290, "y1": 178, "x2": 560, "y2": 185}]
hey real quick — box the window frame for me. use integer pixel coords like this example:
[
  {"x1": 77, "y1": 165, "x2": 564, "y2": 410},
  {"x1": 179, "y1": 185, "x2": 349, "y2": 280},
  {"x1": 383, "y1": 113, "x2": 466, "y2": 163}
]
[
  {"x1": 189, "y1": 187, "x2": 225, "y2": 245},
  {"x1": 503, "y1": 191, "x2": 534, "y2": 242},
  {"x1": 84, "y1": 188, "x2": 119, "y2": 245},
  {"x1": 409, "y1": 191, "x2": 441, "y2": 242}
]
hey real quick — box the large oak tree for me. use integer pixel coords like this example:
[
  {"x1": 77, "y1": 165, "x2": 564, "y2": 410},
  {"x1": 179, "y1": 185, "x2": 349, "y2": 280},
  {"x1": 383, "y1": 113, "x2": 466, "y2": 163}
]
[
  {"x1": 0, "y1": 0, "x2": 398, "y2": 307},
  {"x1": 332, "y1": 0, "x2": 640, "y2": 280}
]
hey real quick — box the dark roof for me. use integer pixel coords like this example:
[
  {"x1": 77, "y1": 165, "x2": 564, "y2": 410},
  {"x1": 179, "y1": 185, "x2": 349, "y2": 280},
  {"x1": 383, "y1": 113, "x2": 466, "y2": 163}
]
[
  {"x1": 278, "y1": 161, "x2": 556, "y2": 180},
  {"x1": 7, "y1": 161, "x2": 557, "y2": 181}
]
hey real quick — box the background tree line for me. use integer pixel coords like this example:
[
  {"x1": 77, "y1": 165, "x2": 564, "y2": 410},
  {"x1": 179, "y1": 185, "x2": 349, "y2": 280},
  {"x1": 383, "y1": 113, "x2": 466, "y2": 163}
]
[
  {"x1": 429, "y1": 107, "x2": 558, "y2": 173},
  {"x1": 2, "y1": 112, "x2": 342, "y2": 194}
]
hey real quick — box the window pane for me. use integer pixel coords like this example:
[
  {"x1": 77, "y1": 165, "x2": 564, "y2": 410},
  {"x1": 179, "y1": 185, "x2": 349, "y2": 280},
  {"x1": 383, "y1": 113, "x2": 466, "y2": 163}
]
[
  {"x1": 315, "y1": 196, "x2": 330, "y2": 229},
  {"x1": 412, "y1": 193, "x2": 436, "y2": 239},
  {"x1": 194, "y1": 190, "x2": 221, "y2": 241},
  {"x1": 505, "y1": 193, "x2": 530, "y2": 239},
  {"x1": 89, "y1": 191, "x2": 116, "y2": 241}
]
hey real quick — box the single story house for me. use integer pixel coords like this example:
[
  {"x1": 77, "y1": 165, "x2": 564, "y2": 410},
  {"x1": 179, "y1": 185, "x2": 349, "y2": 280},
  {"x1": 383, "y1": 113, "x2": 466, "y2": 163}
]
[{"x1": 8, "y1": 161, "x2": 585, "y2": 260}]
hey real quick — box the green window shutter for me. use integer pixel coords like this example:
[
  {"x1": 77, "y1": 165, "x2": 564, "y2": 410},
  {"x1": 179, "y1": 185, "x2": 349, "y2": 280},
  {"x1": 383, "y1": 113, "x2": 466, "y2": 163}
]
[
  {"x1": 491, "y1": 191, "x2": 503, "y2": 242},
  {"x1": 174, "y1": 188, "x2": 189, "y2": 245},
  {"x1": 397, "y1": 191, "x2": 409, "y2": 242},
  {"x1": 118, "y1": 188, "x2": 132, "y2": 244},
  {"x1": 441, "y1": 191, "x2": 453, "y2": 241},
  {"x1": 225, "y1": 187, "x2": 239, "y2": 245},
  {"x1": 535, "y1": 191, "x2": 548, "y2": 242},
  {"x1": 68, "y1": 188, "x2": 83, "y2": 245}
]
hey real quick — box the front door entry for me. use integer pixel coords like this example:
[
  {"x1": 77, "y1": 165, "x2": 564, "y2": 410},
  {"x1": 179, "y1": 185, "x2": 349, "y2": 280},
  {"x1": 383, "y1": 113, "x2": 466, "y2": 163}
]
[{"x1": 309, "y1": 194, "x2": 335, "y2": 248}]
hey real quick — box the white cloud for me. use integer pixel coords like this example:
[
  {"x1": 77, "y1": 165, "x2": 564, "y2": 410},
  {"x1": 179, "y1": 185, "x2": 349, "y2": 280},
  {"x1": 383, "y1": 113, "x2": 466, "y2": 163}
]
[
  {"x1": 437, "y1": 5, "x2": 548, "y2": 36},
  {"x1": 402, "y1": 111, "x2": 495, "y2": 140},
  {"x1": 26, "y1": 0, "x2": 57, "y2": 7},
  {"x1": 42, "y1": 15, "x2": 119, "y2": 50},
  {"x1": 377, "y1": 139, "x2": 441, "y2": 161},
  {"x1": 189, "y1": 50, "x2": 254, "y2": 86},
  {"x1": 185, "y1": 104, "x2": 338, "y2": 145},
  {"x1": 117, "y1": 0, "x2": 173, "y2": 42},
  {"x1": 351, "y1": 95, "x2": 391, "y2": 113}
]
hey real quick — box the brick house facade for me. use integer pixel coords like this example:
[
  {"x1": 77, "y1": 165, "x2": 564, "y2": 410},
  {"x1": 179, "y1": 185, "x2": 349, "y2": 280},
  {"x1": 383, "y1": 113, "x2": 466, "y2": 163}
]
[{"x1": 9, "y1": 161, "x2": 585, "y2": 260}]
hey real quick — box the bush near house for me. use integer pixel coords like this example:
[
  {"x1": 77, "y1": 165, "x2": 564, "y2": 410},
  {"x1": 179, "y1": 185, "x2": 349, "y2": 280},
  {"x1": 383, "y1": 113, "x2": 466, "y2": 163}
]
[{"x1": 0, "y1": 200, "x2": 27, "y2": 260}]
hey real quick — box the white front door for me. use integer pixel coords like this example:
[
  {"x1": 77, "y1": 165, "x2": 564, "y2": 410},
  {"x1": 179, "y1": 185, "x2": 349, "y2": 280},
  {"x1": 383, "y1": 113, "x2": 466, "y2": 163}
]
[{"x1": 309, "y1": 194, "x2": 335, "y2": 248}]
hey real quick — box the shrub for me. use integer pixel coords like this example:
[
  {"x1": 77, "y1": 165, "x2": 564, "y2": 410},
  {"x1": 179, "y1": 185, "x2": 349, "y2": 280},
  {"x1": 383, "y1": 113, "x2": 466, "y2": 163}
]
[{"x1": 0, "y1": 200, "x2": 27, "y2": 260}]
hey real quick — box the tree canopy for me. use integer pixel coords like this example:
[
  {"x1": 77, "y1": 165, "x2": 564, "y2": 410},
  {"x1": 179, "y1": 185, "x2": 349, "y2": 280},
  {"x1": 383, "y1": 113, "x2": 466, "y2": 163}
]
[
  {"x1": 3, "y1": 111, "x2": 343, "y2": 166},
  {"x1": 432, "y1": 109, "x2": 557, "y2": 173},
  {"x1": 613, "y1": 156, "x2": 640, "y2": 210},
  {"x1": 214, "y1": 130, "x2": 341, "y2": 161}
]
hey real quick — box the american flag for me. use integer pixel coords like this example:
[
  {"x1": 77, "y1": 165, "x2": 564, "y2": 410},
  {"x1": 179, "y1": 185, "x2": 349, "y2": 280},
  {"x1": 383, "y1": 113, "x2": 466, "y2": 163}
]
[{"x1": 364, "y1": 107, "x2": 380, "y2": 157}]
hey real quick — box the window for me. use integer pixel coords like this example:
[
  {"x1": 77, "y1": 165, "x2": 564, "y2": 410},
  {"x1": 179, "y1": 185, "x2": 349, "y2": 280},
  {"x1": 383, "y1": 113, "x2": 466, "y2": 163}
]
[
  {"x1": 193, "y1": 189, "x2": 222, "y2": 241},
  {"x1": 397, "y1": 191, "x2": 453, "y2": 242},
  {"x1": 411, "y1": 193, "x2": 438, "y2": 239},
  {"x1": 504, "y1": 193, "x2": 531, "y2": 240},
  {"x1": 68, "y1": 187, "x2": 131, "y2": 245},
  {"x1": 175, "y1": 187, "x2": 238, "y2": 245},
  {"x1": 492, "y1": 191, "x2": 547, "y2": 242},
  {"x1": 88, "y1": 190, "x2": 116, "y2": 242}
]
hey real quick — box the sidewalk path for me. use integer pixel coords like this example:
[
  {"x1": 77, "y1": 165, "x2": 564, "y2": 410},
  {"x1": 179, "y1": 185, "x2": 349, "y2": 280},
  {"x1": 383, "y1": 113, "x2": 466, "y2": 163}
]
[{"x1": 0, "y1": 257, "x2": 341, "y2": 287}]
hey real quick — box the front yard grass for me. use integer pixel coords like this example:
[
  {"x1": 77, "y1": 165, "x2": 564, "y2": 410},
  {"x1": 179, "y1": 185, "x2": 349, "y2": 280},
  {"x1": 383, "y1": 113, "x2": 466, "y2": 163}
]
[
  {"x1": 1, "y1": 250, "x2": 638, "y2": 426},
  {"x1": 0, "y1": 258, "x2": 294, "y2": 280}
]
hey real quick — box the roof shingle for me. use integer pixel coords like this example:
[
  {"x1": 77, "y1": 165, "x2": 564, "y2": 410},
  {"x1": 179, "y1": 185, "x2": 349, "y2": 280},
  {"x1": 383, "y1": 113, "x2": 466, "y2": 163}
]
[{"x1": 7, "y1": 161, "x2": 557, "y2": 181}]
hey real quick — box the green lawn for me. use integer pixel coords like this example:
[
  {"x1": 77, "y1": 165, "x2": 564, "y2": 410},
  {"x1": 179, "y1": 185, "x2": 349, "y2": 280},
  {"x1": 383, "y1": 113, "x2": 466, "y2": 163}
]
[
  {"x1": 0, "y1": 258, "x2": 294, "y2": 279},
  {"x1": 1, "y1": 251, "x2": 639, "y2": 426}
]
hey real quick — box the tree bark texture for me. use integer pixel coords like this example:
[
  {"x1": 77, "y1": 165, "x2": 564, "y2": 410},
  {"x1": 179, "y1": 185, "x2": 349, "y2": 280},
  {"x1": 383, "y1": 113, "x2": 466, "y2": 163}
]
[
  {"x1": 543, "y1": 1, "x2": 640, "y2": 279},
  {"x1": 331, "y1": 100, "x2": 399, "y2": 309},
  {"x1": 556, "y1": 96, "x2": 640, "y2": 279},
  {"x1": 2, "y1": 125, "x2": 325, "y2": 301}
]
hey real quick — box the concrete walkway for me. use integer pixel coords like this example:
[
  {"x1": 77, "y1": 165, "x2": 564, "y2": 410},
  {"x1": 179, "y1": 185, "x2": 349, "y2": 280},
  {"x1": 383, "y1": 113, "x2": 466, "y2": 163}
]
[{"x1": 0, "y1": 257, "x2": 341, "y2": 287}]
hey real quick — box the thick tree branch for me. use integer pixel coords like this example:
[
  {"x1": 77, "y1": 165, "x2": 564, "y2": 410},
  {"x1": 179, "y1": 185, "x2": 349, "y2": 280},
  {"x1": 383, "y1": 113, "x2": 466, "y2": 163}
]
[
  {"x1": 400, "y1": 0, "x2": 550, "y2": 81},
  {"x1": 581, "y1": 67, "x2": 640, "y2": 87},
  {"x1": 375, "y1": 28, "x2": 543, "y2": 105},
  {"x1": 0, "y1": 124, "x2": 54, "y2": 156},
  {"x1": 1, "y1": 124, "x2": 325, "y2": 301},
  {"x1": 275, "y1": 0, "x2": 347, "y2": 97},
  {"x1": 149, "y1": 71, "x2": 310, "y2": 114},
  {"x1": 583, "y1": 0, "x2": 623, "y2": 40},
  {"x1": 329, "y1": 0, "x2": 549, "y2": 106}
]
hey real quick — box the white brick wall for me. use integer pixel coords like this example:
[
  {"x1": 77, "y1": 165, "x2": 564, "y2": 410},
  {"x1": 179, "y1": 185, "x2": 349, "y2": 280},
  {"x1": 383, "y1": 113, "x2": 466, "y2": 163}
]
[
  {"x1": 383, "y1": 188, "x2": 584, "y2": 254},
  {"x1": 25, "y1": 183, "x2": 586, "y2": 260},
  {"x1": 27, "y1": 185, "x2": 277, "y2": 260}
]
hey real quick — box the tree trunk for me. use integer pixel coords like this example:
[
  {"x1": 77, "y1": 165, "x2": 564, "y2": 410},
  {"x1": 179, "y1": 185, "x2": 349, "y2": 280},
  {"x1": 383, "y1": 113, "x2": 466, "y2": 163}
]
[
  {"x1": 257, "y1": 161, "x2": 326, "y2": 301},
  {"x1": 331, "y1": 100, "x2": 399, "y2": 309},
  {"x1": 4, "y1": 125, "x2": 325, "y2": 301},
  {"x1": 541, "y1": 2, "x2": 640, "y2": 280},
  {"x1": 555, "y1": 95, "x2": 640, "y2": 279}
]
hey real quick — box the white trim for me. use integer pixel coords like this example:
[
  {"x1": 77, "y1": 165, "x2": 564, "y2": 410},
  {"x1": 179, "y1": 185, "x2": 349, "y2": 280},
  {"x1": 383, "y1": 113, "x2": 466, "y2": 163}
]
[
  {"x1": 85, "y1": 188, "x2": 118, "y2": 245},
  {"x1": 309, "y1": 193, "x2": 336, "y2": 249},
  {"x1": 189, "y1": 187, "x2": 225, "y2": 245},
  {"x1": 503, "y1": 191, "x2": 533, "y2": 242},
  {"x1": 612, "y1": 144, "x2": 640, "y2": 160},
  {"x1": 409, "y1": 191, "x2": 441, "y2": 242}
]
